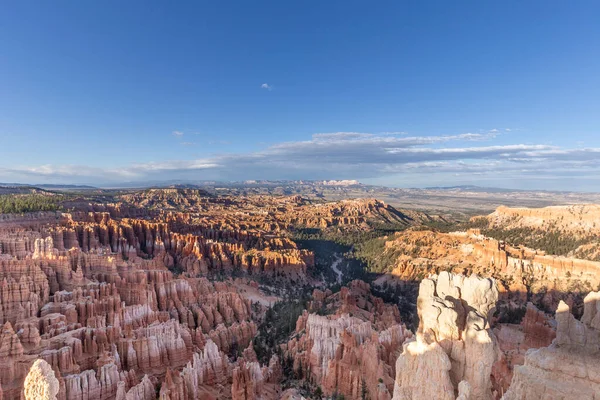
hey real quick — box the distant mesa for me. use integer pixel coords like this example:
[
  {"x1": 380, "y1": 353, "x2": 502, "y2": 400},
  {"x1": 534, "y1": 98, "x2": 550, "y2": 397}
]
[{"x1": 320, "y1": 179, "x2": 361, "y2": 186}]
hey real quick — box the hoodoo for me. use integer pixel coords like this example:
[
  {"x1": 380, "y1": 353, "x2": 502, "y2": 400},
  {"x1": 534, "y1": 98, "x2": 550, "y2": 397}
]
[
  {"x1": 392, "y1": 272, "x2": 500, "y2": 400},
  {"x1": 502, "y1": 291, "x2": 600, "y2": 399},
  {"x1": 23, "y1": 359, "x2": 59, "y2": 400}
]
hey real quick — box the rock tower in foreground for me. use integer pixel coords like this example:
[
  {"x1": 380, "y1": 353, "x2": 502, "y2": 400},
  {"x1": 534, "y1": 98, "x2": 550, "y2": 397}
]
[{"x1": 392, "y1": 272, "x2": 500, "y2": 400}]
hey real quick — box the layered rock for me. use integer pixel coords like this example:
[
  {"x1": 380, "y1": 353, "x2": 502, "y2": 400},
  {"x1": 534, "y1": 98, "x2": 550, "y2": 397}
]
[
  {"x1": 502, "y1": 291, "x2": 600, "y2": 399},
  {"x1": 378, "y1": 228, "x2": 600, "y2": 312},
  {"x1": 486, "y1": 204, "x2": 600, "y2": 235},
  {"x1": 0, "y1": 191, "x2": 446, "y2": 399},
  {"x1": 285, "y1": 281, "x2": 412, "y2": 400},
  {"x1": 159, "y1": 339, "x2": 230, "y2": 400},
  {"x1": 115, "y1": 375, "x2": 155, "y2": 400},
  {"x1": 477, "y1": 204, "x2": 600, "y2": 261},
  {"x1": 0, "y1": 259, "x2": 50, "y2": 325},
  {"x1": 392, "y1": 272, "x2": 500, "y2": 400}
]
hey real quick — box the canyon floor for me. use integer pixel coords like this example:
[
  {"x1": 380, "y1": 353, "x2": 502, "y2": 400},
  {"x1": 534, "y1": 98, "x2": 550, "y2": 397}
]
[{"x1": 1, "y1": 185, "x2": 599, "y2": 399}]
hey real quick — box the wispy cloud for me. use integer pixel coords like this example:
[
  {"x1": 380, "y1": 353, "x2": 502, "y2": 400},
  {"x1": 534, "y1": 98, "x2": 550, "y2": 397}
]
[
  {"x1": 2, "y1": 130, "x2": 600, "y2": 190},
  {"x1": 172, "y1": 131, "x2": 184, "y2": 137},
  {"x1": 260, "y1": 83, "x2": 272, "y2": 91}
]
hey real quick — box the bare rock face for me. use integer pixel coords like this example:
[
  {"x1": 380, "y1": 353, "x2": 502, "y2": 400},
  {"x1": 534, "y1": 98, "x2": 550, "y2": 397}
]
[
  {"x1": 116, "y1": 375, "x2": 155, "y2": 400},
  {"x1": 285, "y1": 281, "x2": 413, "y2": 400},
  {"x1": 486, "y1": 204, "x2": 600, "y2": 235},
  {"x1": 491, "y1": 303, "x2": 555, "y2": 394},
  {"x1": 502, "y1": 292, "x2": 600, "y2": 399},
  {"x1": 231, "y1": 361, "x2": 263, "y2": 400},
  {"x1": 379, "y1": 227, "x2": 600, "y2": 314},
  {"x1": 393, "y1": 340, "x2": 455, "y2": 400},
  {"x1": 158, "y1": 339, "x2": 231, "y2": 399},
  {"x1": 23, "y1": 359, "x2": 59, "y2": 400},
  {"x1": 392, "y1": 272, "x2": 500, "y2": 400}
]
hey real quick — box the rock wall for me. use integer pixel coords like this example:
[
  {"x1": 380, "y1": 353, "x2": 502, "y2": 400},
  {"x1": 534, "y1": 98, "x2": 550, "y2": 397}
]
[
  {"x1": 486, "y1": 204, "x2": 600, "y2": 234},
  {"x1": 382, "y1": 229, "x2": 600, "y2": 313}
]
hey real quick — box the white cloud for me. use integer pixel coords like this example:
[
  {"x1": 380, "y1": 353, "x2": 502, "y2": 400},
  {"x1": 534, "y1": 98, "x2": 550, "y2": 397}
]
[
  {"x1": 2, "y1": 130, "x2": 600, "y2": 190},
  {"x1": 172, "y1": 131, "x2": 184, "y2": 137},
  {"x1": 260, "y1": 83, "x2": 272, "y2": 91}
]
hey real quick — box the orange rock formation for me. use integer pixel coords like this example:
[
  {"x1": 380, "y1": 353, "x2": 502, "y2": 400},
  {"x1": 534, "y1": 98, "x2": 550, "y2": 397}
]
[{"x1": 284, "y1": 281, "x2": 413, "y2": 399}]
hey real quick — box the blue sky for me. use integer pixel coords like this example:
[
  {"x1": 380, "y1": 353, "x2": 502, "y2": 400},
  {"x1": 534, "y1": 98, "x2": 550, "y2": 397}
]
[{"x1": 1, "y1": 1, "x2": 600, "y2": 190}]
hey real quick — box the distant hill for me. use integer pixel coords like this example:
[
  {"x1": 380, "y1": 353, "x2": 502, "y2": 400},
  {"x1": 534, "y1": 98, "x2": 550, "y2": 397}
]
[
  {"x1": 0, "y1": 185, "x2": 55, "y2": 195},
  {"x1": 423, "y1": 185, "x2": 528, "y2": 193},
  {"x1": 0, "y1": 183, "x2": 97, "y2": 190}
]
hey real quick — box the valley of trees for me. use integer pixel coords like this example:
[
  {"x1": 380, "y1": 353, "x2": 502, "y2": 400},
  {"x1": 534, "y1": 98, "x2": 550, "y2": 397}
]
[{"x1": 0, "y1": 194, "x2": 62, "y2": 213}]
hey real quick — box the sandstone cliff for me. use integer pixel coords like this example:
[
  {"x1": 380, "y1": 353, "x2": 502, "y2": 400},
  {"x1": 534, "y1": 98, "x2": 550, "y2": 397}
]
[
  {"x1": 476, "y1": 204, "x2": 600, "y2": 261},
  {"x1": 486, "y1": 204, "x2": 600, "y2": 234},
  {"x1": 379, "y1": 229, "x2": 600, "y2": 313}
]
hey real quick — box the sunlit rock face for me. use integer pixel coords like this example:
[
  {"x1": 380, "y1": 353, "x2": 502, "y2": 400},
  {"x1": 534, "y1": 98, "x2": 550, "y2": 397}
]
[
  {"x1": 392, "y1": 272, "x2": 500, "y2": 400},
  {"x1": 378, "y1": 227, "x2": 600, "y2": 314},
  {"x1": 4, "y1": 192, "x2": 429, "y2": 399},
  {"x1": 502, "y1": 291, "x2": 600, "y2": 399},
  {"x1": 0, "y1": 197, "x2": 301, "y2": 400},
  {"x1": 23, "y1": 359, "x2": 59, "y2": 400}
]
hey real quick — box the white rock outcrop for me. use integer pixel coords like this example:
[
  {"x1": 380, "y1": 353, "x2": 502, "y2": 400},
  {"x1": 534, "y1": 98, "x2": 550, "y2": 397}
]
[
  {"x1": 392, "y1": 272, "x2": 500, "y2": 400},
  {"x1": 23, "y1": 359, "x2": 60, "y2": 400},
  {"x1": 502, "y1": 291, "x2": 600, "y2": 399}
]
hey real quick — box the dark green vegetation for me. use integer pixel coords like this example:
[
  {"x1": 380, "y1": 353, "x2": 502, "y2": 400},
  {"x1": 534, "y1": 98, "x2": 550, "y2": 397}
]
[
  {"x1": 293, "y1": 224, "x2": 406, "y2": 247},
  {"x1": 0, "y1": 186, "x2": 125, "y2": 214},
  {"x1": 251, "y1": 289, "x2": 355, "y2": 397},
  {"x1": 293, "y1": 231, "x2": 377, "y2": 286},
  {"x1": 419, "y1": 216, "x2": 598, "y2": 260},
  {"x1": 0, "y1": 193, "x2": 63, "y2": 213},
  {"x1": 292, "y1": 223, "x2": 414, "y2": 278},
  {"x1": 292, "y1": 226, "x2": 421, "y2": 329},
  {"x1": 465, "y1": 218, "x2": 596, "y2": 259},
  {"x1": 372, "y1": 280, "x2": 419, "y2": 330},
  {"x1": 353, "y1": 236, "x2": 399, "y2": 274},
  {"x1": 253, "y1": 297, "x2": 309, "y2": 364},
  {"x1": 252, "y1": 295, "x2": 316, "y2": 397},
  {"x1": 484, "y1": 226, "x2": 589, "y2": 256},
  {"x1": 494, "y1": 304, "x2": 527, "y2": 324}
]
